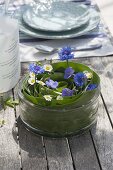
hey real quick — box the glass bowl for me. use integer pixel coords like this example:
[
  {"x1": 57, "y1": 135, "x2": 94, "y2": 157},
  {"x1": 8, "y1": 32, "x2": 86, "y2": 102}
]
[{"x1": 18, "y1": 77, "x2": 100, "y2": 138}]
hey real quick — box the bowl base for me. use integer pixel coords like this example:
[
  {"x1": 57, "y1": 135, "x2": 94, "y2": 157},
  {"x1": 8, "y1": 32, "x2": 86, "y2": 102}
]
[{"x1": 20, "y1": 117, "x2": 97, "y2": 138}]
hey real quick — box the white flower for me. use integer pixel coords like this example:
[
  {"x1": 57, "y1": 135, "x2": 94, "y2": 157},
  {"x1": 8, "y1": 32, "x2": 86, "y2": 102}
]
[
  {"x1": 84, "y1": 71, "x2": 93, "y2": 79},
  {"x1": 28, "y1": 77, "x2": 35, "y2": 85},
  {"x1": 29, "y1": 72, "x2": 35, "y2": 78},
  {"x1": 56, "y1": 95, "x2": 63, "y2": 100},
  {"x1": 43, "y1": 95, "x2": 52, "y2": 101},
  {"x1": 43, "y1": 64, "x2": 53, "y2": 72},
  {"x1": 36, "y1": 80, "x2": 45, "y2": 86}
]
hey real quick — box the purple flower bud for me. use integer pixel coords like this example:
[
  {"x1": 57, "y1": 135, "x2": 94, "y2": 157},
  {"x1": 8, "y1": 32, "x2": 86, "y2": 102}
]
[{"x1": 62, "y1": 88, "x2": 74, "y2": 97}]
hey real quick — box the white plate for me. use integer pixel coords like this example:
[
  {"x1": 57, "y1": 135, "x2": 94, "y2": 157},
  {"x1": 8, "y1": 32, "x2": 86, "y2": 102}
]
[
  {"x1": 23, "y1": 2, "x2": 89, "y2": 32},
  {"x1": 13, "y1": 6, "x2": 100, "y2": 39}
]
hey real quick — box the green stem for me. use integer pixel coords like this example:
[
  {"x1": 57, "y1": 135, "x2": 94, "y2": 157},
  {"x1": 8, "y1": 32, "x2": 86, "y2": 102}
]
[
  {"x1": 50, "y1": 59, "x2": 52, "y2": 65},
  {"x1": 80, "y1": 86, "x2": 83, "y2": 92},
  {"x1": 34, "y1": 75, "x2": 37, "y2": 97},
  {"x1": 67, "y1": 60, "x2": 69, "y2": 67}
]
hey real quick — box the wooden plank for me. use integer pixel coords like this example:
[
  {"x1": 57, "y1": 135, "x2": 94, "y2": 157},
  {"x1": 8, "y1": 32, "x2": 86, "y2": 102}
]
[
  {"x1": 101, "y1": 57, "x2": 113, "y2": 86},
  {"x1": 89, "y1": 57, "x2": 113, "y2": 170},
  {"x1": 69, "y1": 132, "x2": 101, "y2": 170},
  {"x1": 0, "y1": 92, "x2": 20, "y2": 170},
  {"x1": 44, "y1": 137, "x2": 74, "y2": 170},
  {"x1": 17, "y1": 119, "x2": 48, "y2": 170},
  {"x1": 90, "y1": 57, "x2": 113, "y2": 118},
  {"x1": 91, "y1": 97, "x2": 113, "y2": 170},
  {"x1": 21, "y1": 63, "x2": 29, "y2": 76}
]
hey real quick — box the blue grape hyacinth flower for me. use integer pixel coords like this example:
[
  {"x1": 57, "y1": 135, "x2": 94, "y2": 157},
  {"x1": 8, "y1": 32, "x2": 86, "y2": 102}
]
[
  {"x1": 64, "y1": 67, "x2": 74, "y2": 79},
  {"x1": 46, "y1": 79, "x2": 58, "y2": 89},
  {"x1": 58, "y1": 46, "x2": 74, "y2": 61},
  {"x1": 74, "y1": 72, "x2": 87, "y2": 87},
  {"x1": 87, "y1": 84, "x2": 97, "y2": 91},
  {"x1": 62, "y1": 88, "x2": 74, "y2": 97}
]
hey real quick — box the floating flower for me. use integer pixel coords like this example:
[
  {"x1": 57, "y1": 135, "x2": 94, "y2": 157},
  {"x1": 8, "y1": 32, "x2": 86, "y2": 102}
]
[
  {"x1": 62, "y1": 88, "x2": 74, "y2": 97},
  {"x1": 29, "y1": 63, "x2": 44, "y2": 74},
  {"x1": 29, "y1": 72, "x2": 35, "y2": 78},
  {"x1": 43, "y1": 95, "x2": 52, "y2": 101},
  {"x1": 36, "y1": 80, "x2": 45, "y2": 86},
  {"x1": 46, "y1": 79, "x2": 58, "y2": 89},
  {"x1": 74, "y1": 72, "x2": 87, "y2": 87},
  {"x1": 56, "y1": 95, "x2": 63, "y2": 100},
  {"x1": 43, "y1": 64, "x2": 53, "y2": 72},
  {"x1": 64, "y1": 67, "x2": 74, "y2": 79},
  {"x1": 28, "y1": 77, "x2": 35, "y2": 85},
  {"x1": 84, "y1": 71, "x2": 93, "y2": 79},
  {"x1": 86, "y1": 84, "x2": 97, "y2": 91},
  {"x1": 58, "y1": 46, "x2": 74, "y2": 61}
]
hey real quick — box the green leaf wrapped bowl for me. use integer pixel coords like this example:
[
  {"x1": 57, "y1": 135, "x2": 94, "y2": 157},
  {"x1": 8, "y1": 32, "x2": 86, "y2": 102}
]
[{"x1": 18, "y1": 62, "x2": 100, "y2": 137}]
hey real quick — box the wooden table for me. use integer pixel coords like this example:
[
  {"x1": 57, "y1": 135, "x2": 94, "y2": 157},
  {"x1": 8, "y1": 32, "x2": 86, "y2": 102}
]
[{"x1": 1, "y1": 56, "x2": 113, "y2": 170}]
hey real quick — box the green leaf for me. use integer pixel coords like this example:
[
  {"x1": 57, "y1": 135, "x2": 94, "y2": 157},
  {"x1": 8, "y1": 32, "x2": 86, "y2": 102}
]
[
  {"x1": 23, "y1": 89, "x2": 46, "y2": 105},
  {"x1": 49, "y1": 91, "x2": 83, "y2": 107},
  {"x1": 5, "y1": 98, "x2": 19, "y2": 108},
  {"x1": 91, "y1": 71, "x2": 100, "y2": 84},
  {"x1": 52, "y1": 62, "x2": 93, "y2": 73},
  {"x1": 50, "y1": 72, "x2": 64, "y2": 81},
  {"x1": 39, "y1": 85, "x2": 57, "y2": 97}
]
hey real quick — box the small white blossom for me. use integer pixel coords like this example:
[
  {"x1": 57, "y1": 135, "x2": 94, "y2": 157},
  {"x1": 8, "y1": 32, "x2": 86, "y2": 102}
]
[
  {"x1": 43, "y1": 95, "x2": 52, "y2": 101},
  {"x1": 28, "y1": 78, "x2": 35, "y2": 85},
  {"x1": 36, "y1": 80, "x2": 45, "y2": 86},
  {"x1": 84, "y1": 71, "x2": 93, "y2": 79},
  {"x1": 43, "y1": 64, "x2": 53, "y2": 72},
  {"x1": 56, "y1": 95, "x2": 63, "y2": 100},
  {"x1": 29, "y1": 72, "x2": 35, "y2": 78}
]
